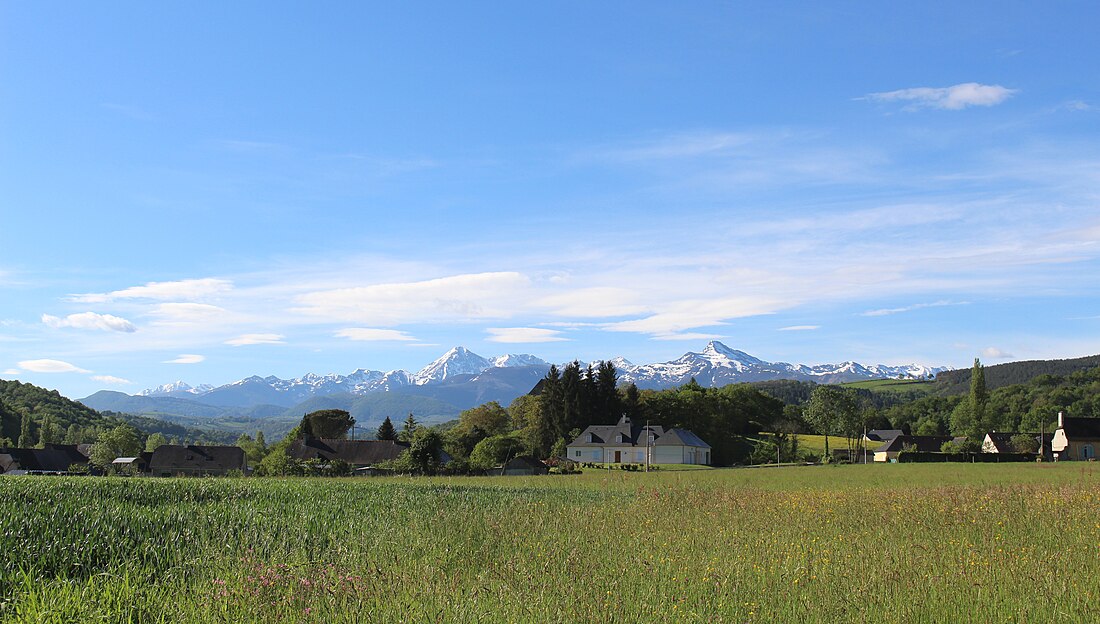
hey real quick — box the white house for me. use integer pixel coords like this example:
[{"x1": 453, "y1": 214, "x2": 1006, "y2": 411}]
[
  {"x1": 1052, "y1": 411, "x2": 1100, "y2": 461},
  {"x1": 566, "y1": 415, "x2": 711, "y2": 465}
]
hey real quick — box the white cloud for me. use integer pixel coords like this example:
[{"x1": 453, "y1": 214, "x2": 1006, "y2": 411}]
[
  {"x1": 536, "y1": 287, "x2": 648, "y2": 318},
  {"x1": 42, "y1": 312, "x2": 137, "y2": 333},
  {"x1": 864, "y1": 83, "x2": 1017, "y2": 111},
  {"x1": 650, "y1": 332, "x2": 724, "y2": 341},
  {"x1": 18, "y1": 359, "x2": 90, "y2": 373},
  {"x1": 861, "y1": 300, "x2": 967, "y2": 317},
  {"x1": 165, "y1": 354, "x2": 205, "y2": 364},
  {"x1": 589, "y1": 132, "x2": 753, "y2": 162},
  {"x1": 148, "y1": 303, "x2": 229, "y2": 326},
  {"x1": 981, "y1": 347, "x2": 1014, "y2": 360},
  {"x1": 2, "y1": 368, "x2": 21, "y2": 375},
  {"x1": 335, "y1": 328, "x2": 417, "y2": 342},
  {"x1": 71, "y1": 278, "x2": 232, "y2": 303},
  {"x1": 294, "y1": 272, "x2": 530, "y2": 325},
  {"x1": 779, "y1": 325, "x2": 820, "y2": 331},
  {"x1": 225, "y1": 333, "x2": 285, "y2": 347},
  {"x1": 485, "y1": 327, "x2": 569, "y2": 343},
  {"x1": 603, "y1": 296, "x2": 783, "y2": 338},
  {"x1": 91, "y1": 375, "x2": 132, "y2": 385}
]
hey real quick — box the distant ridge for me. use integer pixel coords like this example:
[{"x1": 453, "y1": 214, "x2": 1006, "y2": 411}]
[
  {"x1": 78, "y1": 342, "x2": 947, "y2": 433},
  {"x1": 936, "y1": 354, "x2": 1100, "y2": 395}
]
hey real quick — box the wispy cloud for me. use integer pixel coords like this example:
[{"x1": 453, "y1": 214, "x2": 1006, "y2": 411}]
[
  {"x1": 18, "y1": 359, "x2": 90, "y2": 374},
  {"x1": 536, "y1": 287, "x2": 647, "y2": 318},
  {"x1": 862, "y1": 82, "x2": 1018, "y2": 111},
  {"x1": 42, "y1": 312, "x2": 137, "y2": 333},
  {"x1": 779, "y1": 325, "x2": 820, "y2": 331},
  {"x1": 604, "y1": 296, "x2": 782, "y2": 339},
  {"x1": 335, "y1": 328, "x2": 417, "y2": 342},
  {"x1": 91, "y1": 375, "x2": 132, "y2": 385},
  {"x1": 72, "y1": 278, "x2": 232, "y2": 303},
  {"x1": 225, "y1": 333, "x2": 285, "y2": 347},
  {"x1": 148, "y1": 303, "x2": 229, "y2": 326},
  {"x1": 165, "y1": 354, "x2": 205, "y2": 364},
  {"x1": 294, "y1": 272, "x2": 530, "y2": 325},
  {"x1": 650, "y1": 332, "x2": 724, "y2": 342},
  {"x1": 861, "y1": 300, "x2": 968, "y2": 317},
  {"x1": 981, "y1": 347, "x2": 1014, "y2": 359},
  {"x1": 486, "y1": 327, "x2": 568, "y2": 343}
]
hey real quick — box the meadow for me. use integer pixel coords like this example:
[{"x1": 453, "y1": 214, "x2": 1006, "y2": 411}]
[{"x1": 2, "y1": 463, "x2": 1099, "y2": 623}]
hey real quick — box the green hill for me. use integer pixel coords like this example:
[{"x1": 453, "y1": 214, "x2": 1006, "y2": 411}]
[
  {"x1": 0, "y1": 379, "x2": 233, "y2": 445},
  {"x1": 935, "y1": 354, "x2": 1100, "y2": 395}
]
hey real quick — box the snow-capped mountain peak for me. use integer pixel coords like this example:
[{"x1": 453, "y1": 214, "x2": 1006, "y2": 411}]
[
  {"x1": 137, "y1": 381, "x2": 214, "y2": 397},
  {"x1": 414, "y1": 346, "x2": 493, "y2": 385},
  {"x1": 491, "y1": 353, "x2": 549, "y2": 368}
]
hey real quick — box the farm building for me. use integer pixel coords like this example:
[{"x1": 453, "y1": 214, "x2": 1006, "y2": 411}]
[
  {"x1": 1052, "y1": 412, "x2": 1100, "y2": 461},
  {"x1": 865, "y1": 429, "x2": 903, "y2": 444},
  {"x1": 112, "y1": 452, "x2": 152, "y2": 474},
  {"x1": 0, "y1": 443, "x2": 90, "y2": 475},
  {"x1": 873, "y1": 435, "x2": 956, "y2": 462},
  {"x1": 286, "y1": 439, "x2": 412, "y2": 470},
  {"x1": 485, "y1": 456, "x2": 549, "y2": 476},
  {"x1": 148, "y1": 445, "x2": 247, "y2": 476},
  {"x1": 566, "y1": 415, "x2": 711, "y2": 465},
  {"x1": 982, "y1": 432, "x2": 1050, "y2": 456}
]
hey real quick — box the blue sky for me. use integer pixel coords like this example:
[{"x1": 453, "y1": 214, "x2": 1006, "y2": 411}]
[{"x1": 2, "y1": 1, "x2": 1099, "y2": 398}]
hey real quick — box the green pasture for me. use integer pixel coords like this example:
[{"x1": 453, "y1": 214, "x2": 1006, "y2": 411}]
[{"x1": 3, "y1": 463, "x2": 1100, "y2": 622}]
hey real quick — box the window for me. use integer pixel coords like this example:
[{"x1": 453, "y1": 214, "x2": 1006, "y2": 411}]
[{"x1": 574, "y1": 450, "x2": 581, "y2": 458}]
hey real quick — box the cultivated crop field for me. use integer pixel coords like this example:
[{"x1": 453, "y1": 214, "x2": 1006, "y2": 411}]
[{"x1": 3, "y1": 464, "x2": 1099, "y2": 623}]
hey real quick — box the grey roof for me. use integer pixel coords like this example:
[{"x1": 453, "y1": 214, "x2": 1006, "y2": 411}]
[
  {"x1": 866, "y1": 429, "x2": 903, "y2": 442},
  {"x1": 985, "y1": 432, "x2": 1050, "y2": 453},
  {"x1": 0, "y1": 444, "x2": 89, "y2": 473},
  {"x1": 656, "y1": 428, "x2": 711, "y2": 449},
  {"x1": 148, "y1": 445, "x2": 247, "y2": 473},
  {"x1": 876, "y1": 435, "x2": 955, "y2": 453},
  {"x1": 568, "y1": 415, "x2": 708, "y2": 449},
  {"x1": 1060, "y1": 417, "x2": 1100, "y2": 439},
  {"x1": 984, "y1": 432, "x2": 1016, "y2": 452},
  {"x1": 287, "y1": 439, "x2": 410, "y2": 466}
]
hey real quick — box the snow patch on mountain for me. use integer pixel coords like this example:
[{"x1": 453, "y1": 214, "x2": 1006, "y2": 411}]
[
  {"x1": 136, "y1": 342, "x2": 949, "y2": 406},
  {"x1": 138, "y1": 381, "x2": 214, "y2": 397}
]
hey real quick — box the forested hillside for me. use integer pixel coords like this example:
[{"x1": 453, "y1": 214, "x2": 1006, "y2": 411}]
[
  {"x1": 0, "y1": 379, "x2": 231, "y2": 446},
  {"x1": 0, "y1": 379, "x2": 106, "y2": 443},
  {"x1": 935, "y1": 354, "x2": 1100, "y2": 394},
  {"x1": 880, "y1": 364, "x2": 1100, "y2": 436}
]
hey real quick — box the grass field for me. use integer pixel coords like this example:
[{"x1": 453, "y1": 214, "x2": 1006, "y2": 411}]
[{"x1": 3, "y1": 464, "x2": 1100, "y2": 622}]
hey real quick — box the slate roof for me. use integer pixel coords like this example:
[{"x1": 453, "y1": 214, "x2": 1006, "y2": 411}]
[
  {"x1": 503, "y1": 456, "x2": 549, "y2": 473},
  {"x1": 286, "y1": 439, "x2": 410, "y2": 466},
  {"x1": 1060, "y1": 417, "x2": 1100, "y2": 440},
  {"x1": 656, "y1": 428, "x2": 711, "y2": 449},
  {"x1": 876, "y1": 435, "x2": 955, "y2": 453},
  {"x1": 148, "y1": 445, "x2": 247, "y2": 474},
  {"x1": 0, "y1": 444, "x2": 89, "y2": 473},
  {"x1": 985, "y1": 432, "x2": 1052, "y2": 454},
  {"x1": 866, "y1": 429, "x2": 904, "y2": 443},
  {"x1": 567, "y1": 415, "x2": 709, "y2": 449}
]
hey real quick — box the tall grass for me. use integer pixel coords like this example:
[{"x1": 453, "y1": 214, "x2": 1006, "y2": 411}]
[{"x1": 3, "y1": 464, "x2": 1099, "y2": 622}]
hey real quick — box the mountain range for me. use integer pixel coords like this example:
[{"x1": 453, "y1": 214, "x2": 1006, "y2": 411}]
[{"x1": 79, "y1": 342, "x2": 947, "y2": 437}]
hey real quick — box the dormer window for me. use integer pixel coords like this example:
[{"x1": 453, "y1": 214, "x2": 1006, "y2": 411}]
[
  {"x1": 586, "y1": 433, "x2": 596, "y2": 443},
  {"x1": 616, "y1": 433, "x2": 627, "y2": 443}
]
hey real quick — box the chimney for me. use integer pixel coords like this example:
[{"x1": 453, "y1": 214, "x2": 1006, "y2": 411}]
[{"x1": 1058, "y1": 411, "x2": 1064, "y2": 428}]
